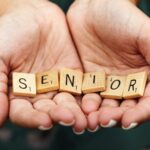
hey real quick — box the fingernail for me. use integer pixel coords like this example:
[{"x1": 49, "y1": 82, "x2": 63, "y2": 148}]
[
  {"x1": 122, "y1": 123, "x2": 138, "y2": 130},
  {"x1": 38, "y1": 125, "x2": 53, "y2": 131},
  {"x1": 101, "y1": 120, "x2": 117, "y2": 128},
  {"x1": 72, "y1": 128, "x2": 85, "y2": 135},
  {"x1": 87, "y1": 126, "x2": 100, "y2": 133},
  {"x1": 59, "y1": 120, "x2": 75, "y2": 126}
]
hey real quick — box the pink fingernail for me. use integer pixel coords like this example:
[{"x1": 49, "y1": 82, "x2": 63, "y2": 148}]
[
  {"x1": 59, "y1": 120, "x2": 75, "y2": 126},
  {"x1": 101, "y1": 120, "x2": 117, "y2": 128},
  {"x1": 122, "y1": 123, "x2": 138, "y2": 130},
  {"x1": 87, "y1": 126, "x2": 100, "y2": 133},
  {"x1": 72, "y1": 128, "x2": 85, "y2": 135},
  {"x1": 38, "y1": 125, "x2": 53, "y2": 131}
]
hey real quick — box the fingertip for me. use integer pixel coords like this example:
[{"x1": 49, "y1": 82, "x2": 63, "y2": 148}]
[
  {"x1": 87, "y1": 111, "x2": 99, "y2": 131},
  {"x1": 73, "y1": 113, "x2": 87, "y2": 133},
  {"x1": 72, "y1": 128, "x2": 85, "y2": 135},
  {"x1": 38, "y1": 125, "x2": 53, "y2": 131},
  {"x1": 82, "y1": 100, "x2": 98, "y2": 114},
  {"x1": 87, "y1": 125, "x2": 100, "y2": 133},
  {"x1": 49, "y1": 105, "x2": 75, "y2": 126},
  {"x1": 99, "y1": 107, "x2": 122, "y2": 126},
  {"x1": 101, "y1": 119, "x2": 117, "y2": 128},
  {"x1": 35, "y1": 111, "x2": 53, "y2": 128},
  {"x1": 53, "y1": 92, "x2": 87, "y2": 130},
  {"x1": 121, "y1": 108, "x2": 139, "y2": 128},
  {"x1": 122, "y1": 122, "x2": 138, "y2": 130},
  {"x1": 59, "y1": 120, "x2": 75, "y2": 126},
  {"x1": 82, "y1": 93, "x2": 101, "y2": 114}
]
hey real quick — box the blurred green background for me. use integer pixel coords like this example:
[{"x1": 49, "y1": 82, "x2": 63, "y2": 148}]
[{"x1": 1, "y1": 0, "x2": 150, "y2": 150}]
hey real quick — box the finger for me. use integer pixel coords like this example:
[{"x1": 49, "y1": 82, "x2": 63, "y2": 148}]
[
  {"x1": 82, "y1": 93, "x2": 101, "y2": 132},
  {"x1": 82, "y1": 93, "x2": 102, "y2": 114},
  {"x1": 122, "y1": 82, "x2": 150, "y2": 130},
  {"x1": 98, "y1": 99, "x2": 137, "y2": 129},
  {"x1": 10, "y1": 99, "x2": 52, "y2": 130},
  {"x1": 72, "y1": 98, "x2": 87, "y2": 135},
  {"x1": 87, "y1": 111, "x2": 100, "y2": 132},
  {"x1": 34, "y1": 98, "x2": 75, "y2": 127},
  {"x1": 53, "y1": 92, "x2": 87, "y2": 134},
  {"x1": 33, "y1": 99, "x2": 56, "y2": 113},
  {"x1": 122, "y1": 99, "x2": 147, "y2": 130},
  {"x1": 99, "y1": 99, "x2": 120, "y2": 128},
  {"x1": 99, "y1": 98, "x2": 137, "y2": 128},
  {"x1": 0, "y1": 64, "x2": 9, "y2": 125}
]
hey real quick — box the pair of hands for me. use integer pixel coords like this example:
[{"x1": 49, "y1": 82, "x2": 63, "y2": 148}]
[{"x1": 0, "y1": 0, "x2": 150, "y2": 134}]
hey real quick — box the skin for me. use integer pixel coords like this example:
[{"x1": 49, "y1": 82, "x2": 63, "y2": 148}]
[
  {"x1": 0, "y1": 0, "x2": 87, "y2": 133},
  {"x1": 67, "y1": 0, "x2": 150, "y2": 130},
  {"x1": 0, "y1": 0, "x2": 148, "y2": 133}
]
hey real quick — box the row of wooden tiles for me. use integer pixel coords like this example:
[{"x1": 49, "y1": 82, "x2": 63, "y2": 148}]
[{"x1": 13, "y1": 68, "x2": 148, "y2": 99}]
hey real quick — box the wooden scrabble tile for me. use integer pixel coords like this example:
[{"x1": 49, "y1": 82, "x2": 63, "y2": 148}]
[
  {"x1": 59, "y1": 68, "x2": 83, "y2": 95},
  {"x1": 101, "y1": 75, "x2": 126, "y2": 99},
  {"x1": 36, "y1": 70, "x2": 59, "y2": 93},
  {"x1": 82, "y1": 72, "x2": 106, "y2": 94},
  {"x1": 13, "y1": 72, "x2": 36, "y2": 97},
  {"x1": 123, "y1": 72, "x2": 147, "y2": 99}
]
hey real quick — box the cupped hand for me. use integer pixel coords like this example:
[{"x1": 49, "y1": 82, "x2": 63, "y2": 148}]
[
  {"x1": 67, "y1": 0, "x2": 150, "y2": 131},
  {"x1": 0, "y1": 0, "x2": 87, "y2": 133}
]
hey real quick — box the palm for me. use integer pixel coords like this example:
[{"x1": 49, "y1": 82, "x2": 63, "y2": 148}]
[
  {"x1": 68, "y1": 0, "x2": 150, "y2": 130},
  {"x1": 0, "y1": 1, "x2": 87, "y2": 132}
]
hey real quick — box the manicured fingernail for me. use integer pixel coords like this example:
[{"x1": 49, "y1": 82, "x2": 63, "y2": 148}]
[
  {"x1": 87, "y1": 126, "x2": 100, "y2": 133},
  {"x1": 59, "y1": 120, "x2": 75, "y2": 126},
  {"x1": 122, "y1": 123, "x2": 138, "y2": 130},
  {"x1": 101, "y1": 120, "x2": 117, "y2": 128},
  {"x1": 72, "y1": 128, "x2": 85, "y2": 135},
  {"x1": 38, "y1": 125, "x2": 53, "y2": 131}
]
